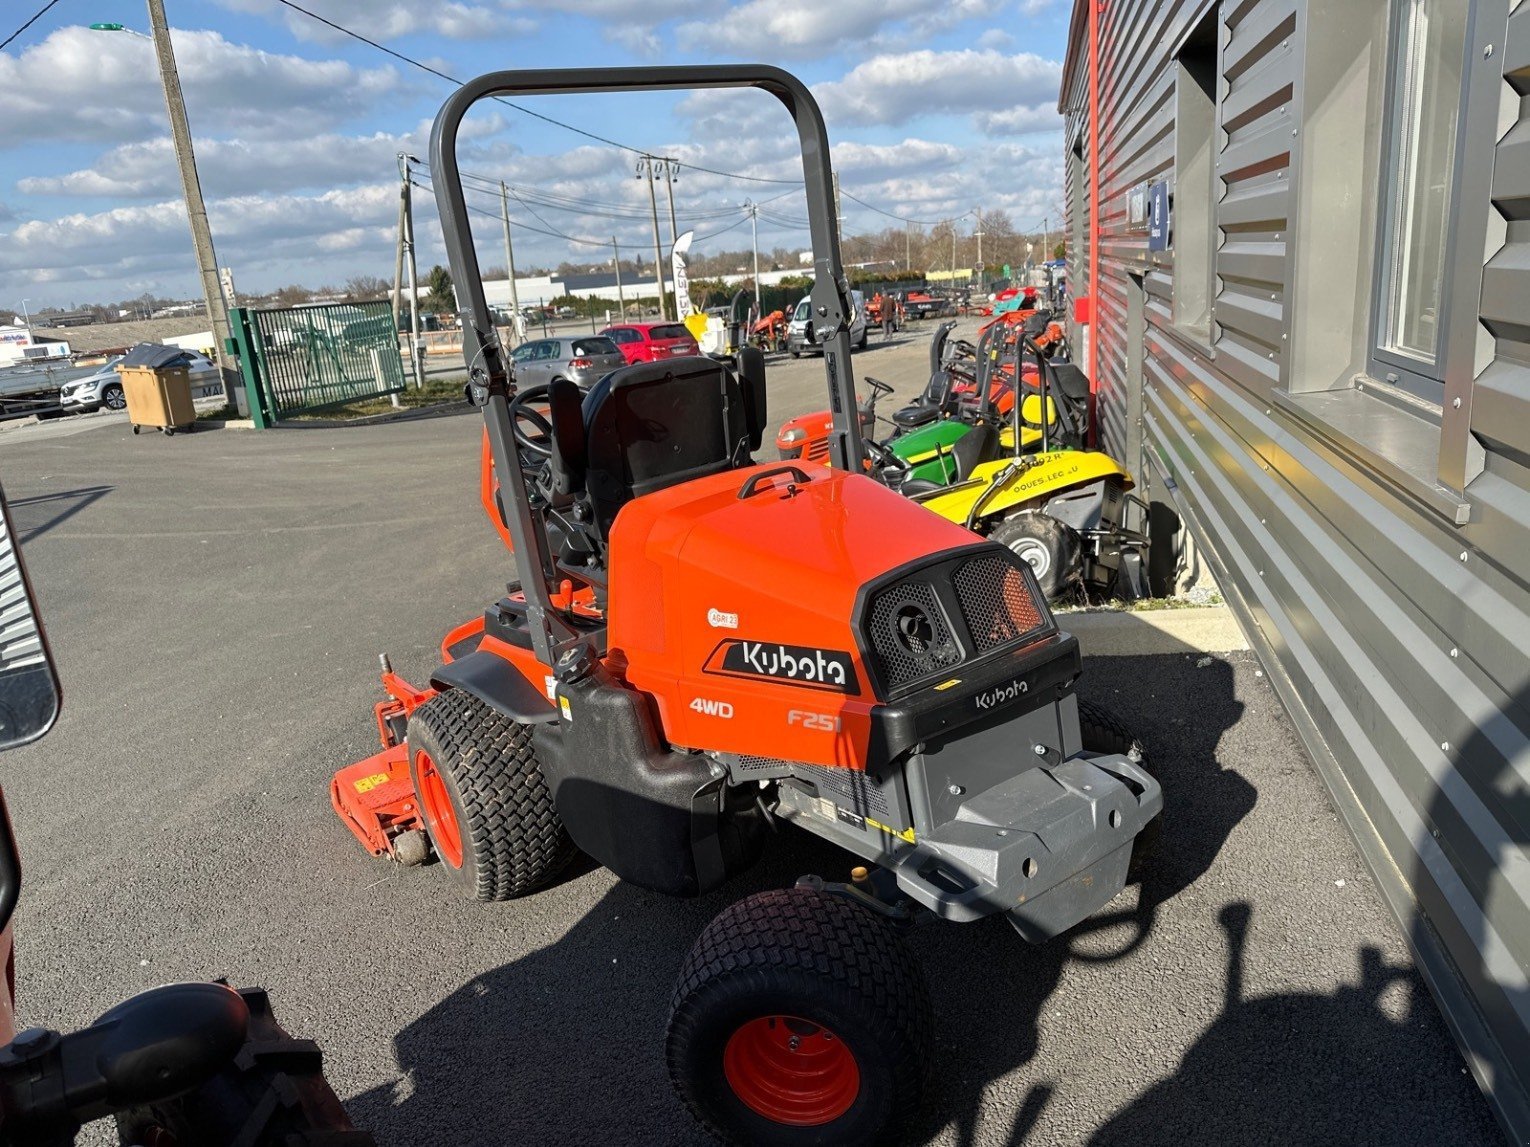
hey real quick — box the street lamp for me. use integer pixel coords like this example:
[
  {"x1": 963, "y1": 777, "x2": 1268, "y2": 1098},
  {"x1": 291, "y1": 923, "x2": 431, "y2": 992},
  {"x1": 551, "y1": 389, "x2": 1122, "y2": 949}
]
[{"x1": 91, "y1": 6, "x2": 237, "y2": 406}]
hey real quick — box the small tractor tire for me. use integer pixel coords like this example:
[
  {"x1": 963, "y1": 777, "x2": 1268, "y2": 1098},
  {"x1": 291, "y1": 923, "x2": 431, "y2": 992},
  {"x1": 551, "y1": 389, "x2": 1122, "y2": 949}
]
[
  {"x1": 1077, "y1": 699, "x2": 1161, "y2": 880},
  {"x1": 989, "y1": 511, "x2": 1081, "y2": 600},
  {"x1": 666, "y1": 885, "x2": 932, "y2": 1146},
  {"x1": 114, "y1": 987, "x2": 373, "y2": 1147},
  {"x1": 405, "y1": 689, "x2": 576, "y2": 901}
]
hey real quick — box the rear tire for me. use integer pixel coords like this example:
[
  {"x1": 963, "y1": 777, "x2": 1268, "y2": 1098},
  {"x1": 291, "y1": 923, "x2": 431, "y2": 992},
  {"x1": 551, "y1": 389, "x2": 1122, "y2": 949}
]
[
  {"x1": 988, "y1": 512, "x2": 1081, "y2": 600},
  {"x1": 666, "y1": 886, "x2": 932, "y2": 1146},
  {"x1": 114, "y1": 987, "x2": 372, "y2": 1147},
  {"x1": 406, "y1": 689, "x2": 576, "y2": 901},
  {"x1": 1077, "y1": 700, "x2": 1160, "y2": 880}
]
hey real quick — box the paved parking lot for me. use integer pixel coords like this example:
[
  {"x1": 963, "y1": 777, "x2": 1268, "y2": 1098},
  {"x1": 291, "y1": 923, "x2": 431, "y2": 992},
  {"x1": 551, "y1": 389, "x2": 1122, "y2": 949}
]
[{"x1": 0, "y1": 325, "x2": 1503, "y2": 1145}]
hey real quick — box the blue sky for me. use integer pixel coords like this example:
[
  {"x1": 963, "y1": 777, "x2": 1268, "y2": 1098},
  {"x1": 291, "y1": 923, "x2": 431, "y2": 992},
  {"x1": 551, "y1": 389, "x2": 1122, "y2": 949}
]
[{"x1": 0, "y1": 0, "x2": 1071, "y2": 309}]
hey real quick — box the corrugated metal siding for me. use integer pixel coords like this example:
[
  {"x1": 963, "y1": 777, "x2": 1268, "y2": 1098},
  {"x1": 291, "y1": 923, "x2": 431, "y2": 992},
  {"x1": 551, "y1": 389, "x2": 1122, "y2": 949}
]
[{"x1": 1064, "y1": 0, "x2": 1530, "y2": 1138}]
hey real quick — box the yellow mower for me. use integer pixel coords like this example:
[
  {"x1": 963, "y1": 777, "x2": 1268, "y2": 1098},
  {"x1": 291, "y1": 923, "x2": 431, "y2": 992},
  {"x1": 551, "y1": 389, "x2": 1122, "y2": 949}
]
[{"x1": 878, "y1": 336, "x2": 1149, "y2": 600}]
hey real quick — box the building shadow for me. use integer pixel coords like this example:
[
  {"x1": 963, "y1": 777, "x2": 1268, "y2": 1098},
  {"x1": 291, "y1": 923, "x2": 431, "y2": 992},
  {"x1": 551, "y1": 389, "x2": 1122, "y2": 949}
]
[{"x1": 1089, "y1": 903, "x2": 1492, "y2": 1146}]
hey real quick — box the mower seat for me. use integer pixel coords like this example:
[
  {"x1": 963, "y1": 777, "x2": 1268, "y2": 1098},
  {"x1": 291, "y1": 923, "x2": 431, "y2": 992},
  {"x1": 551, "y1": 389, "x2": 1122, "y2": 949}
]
[
  {"x1": 576, "y1": 356, "x2": 753, "y2": 538},
  {"x1": 892, "y1": 402, "x2": 940, "y2": 431},
  {"x1": 949, "y1": 421, "x2": 997, "y2": 481}
]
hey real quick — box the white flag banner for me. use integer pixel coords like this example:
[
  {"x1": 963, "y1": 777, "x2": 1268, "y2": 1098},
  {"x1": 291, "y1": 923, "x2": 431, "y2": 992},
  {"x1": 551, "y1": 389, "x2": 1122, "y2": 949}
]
[{"x1": 671, "y1": 230, "x2": 695, "y2": 318}]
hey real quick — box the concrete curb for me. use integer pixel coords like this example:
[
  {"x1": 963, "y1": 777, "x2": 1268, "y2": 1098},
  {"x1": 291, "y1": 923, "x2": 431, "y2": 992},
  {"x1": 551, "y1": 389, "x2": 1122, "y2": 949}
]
[{"x1": 1058, "y1": 605, "x2": 1250, "y2": 657}]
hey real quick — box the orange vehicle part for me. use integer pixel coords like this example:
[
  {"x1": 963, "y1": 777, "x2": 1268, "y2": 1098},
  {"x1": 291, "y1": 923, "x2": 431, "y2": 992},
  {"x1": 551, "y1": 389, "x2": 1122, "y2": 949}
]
[
  {"x1": 328, "y1": 667, "x2": 435, "y2": 857},
  {"x1": 605, "y1": 462, "x2": 984, "y2": 769}
]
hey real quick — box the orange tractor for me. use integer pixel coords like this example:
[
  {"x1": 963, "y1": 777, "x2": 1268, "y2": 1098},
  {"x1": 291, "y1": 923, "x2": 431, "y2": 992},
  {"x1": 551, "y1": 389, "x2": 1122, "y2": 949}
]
[{"x1": 330, "y1": 65, "x2": 1161, "y2": 1146}]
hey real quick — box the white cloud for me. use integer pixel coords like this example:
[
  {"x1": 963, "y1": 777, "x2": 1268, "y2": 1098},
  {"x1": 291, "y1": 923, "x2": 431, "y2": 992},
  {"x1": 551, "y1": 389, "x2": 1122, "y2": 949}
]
[
  {"x1": 679, "y1": 0, "x2": 962, "y2": 59},
  {"x1": 17, "y1": 133, "x2": 428, "y2": 200},
  {"x1": 975, "y1": 104, "x2": 1061, "y2": 136},
  {"x1": 0, "y1": 27, "x2": 410, "y2": 150},
  {"x1": 815, "y1": 49, "x2": 1064, "y2": 133},
  {"x1": 214, "y1": 0, "x2": 532, "y2": 41}
]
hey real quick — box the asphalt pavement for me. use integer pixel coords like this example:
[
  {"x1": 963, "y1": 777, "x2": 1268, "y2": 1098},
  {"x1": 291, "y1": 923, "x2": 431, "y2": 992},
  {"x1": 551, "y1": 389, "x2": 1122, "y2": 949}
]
[{"x1": 0, "y1": 322, "x2": 1503, "y2": 1145}]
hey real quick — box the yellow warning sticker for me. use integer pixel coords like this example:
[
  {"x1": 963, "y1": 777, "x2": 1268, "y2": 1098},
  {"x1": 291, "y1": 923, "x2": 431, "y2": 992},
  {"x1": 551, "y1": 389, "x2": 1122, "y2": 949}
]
[
  {"x1": 866, "y1": 817, "x2": 916, "y2": 844},
  {"x1": 559, "y1": 696, "x2": 572, "y2": 721},
  {"x1": 353, "y1": 772, "x2": 390, "y2": 794},
  {"x1": 933, "y1": 678, "x2": 963, "y2": 691}
]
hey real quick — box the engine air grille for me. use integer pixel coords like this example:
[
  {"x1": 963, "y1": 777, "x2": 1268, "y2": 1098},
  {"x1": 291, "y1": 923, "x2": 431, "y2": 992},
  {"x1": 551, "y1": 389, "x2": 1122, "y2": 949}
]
[
  {"x1": 954, "y1": 555, "x2": 1045, "y2": 653},
  {"x1": 794, "y1": 763, "x2": 891, "y2": 816},
  {"x1": 866, "y1": 580, "x2": 962, "y2": 689}
]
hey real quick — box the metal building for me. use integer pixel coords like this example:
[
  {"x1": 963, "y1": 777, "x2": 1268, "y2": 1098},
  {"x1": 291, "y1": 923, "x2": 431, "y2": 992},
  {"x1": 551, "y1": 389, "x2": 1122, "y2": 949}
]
[{"x1": 1059, "y1": 0, "x2": 1529, "y2": 1139}]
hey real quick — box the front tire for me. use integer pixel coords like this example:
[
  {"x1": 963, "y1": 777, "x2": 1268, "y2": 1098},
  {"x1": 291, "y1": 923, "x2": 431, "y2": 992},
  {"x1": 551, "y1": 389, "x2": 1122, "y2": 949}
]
[
  {"x1": 114, "y1": 987, "x2": 372, "y2": 1147},
  {"x1": 103, "y1": 383, "x2": 126, "y2": 410},
  {"x1": 406, "y1": 689, "x2": 576, "y2": 901},
  {"x1": 989, "y1": 512, "x2": 1081, "y2": 600},
  {"x1": 667, "y1": 886, "x2": 932, "y2": 1146}
]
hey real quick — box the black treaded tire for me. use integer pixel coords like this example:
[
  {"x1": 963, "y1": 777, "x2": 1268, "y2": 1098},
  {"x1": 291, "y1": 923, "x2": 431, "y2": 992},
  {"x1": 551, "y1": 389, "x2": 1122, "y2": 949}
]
[
  {"x1": 666, "y1": 886, "x2": 933, "y2": 1146},
  {"x1": 103, "y1": 383, "x2": 126, "y2": 411},
  {"x1": 1077, "y1": 699, "x2": 1161, "y2": 879},
  {"x1": 988, "y1": 511, "x2": 1081, "y2": 600},
  {"x1": 406, "y1": 688, "x2": 576, "y2": 901},
  {"x1": 114, "y1": 986, "x2": 373, "y2": 1147}
]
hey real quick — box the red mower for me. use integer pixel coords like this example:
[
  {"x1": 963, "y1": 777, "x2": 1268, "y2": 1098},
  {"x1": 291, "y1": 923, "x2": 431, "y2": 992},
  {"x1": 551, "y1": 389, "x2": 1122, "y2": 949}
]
[{"x1": 331, "y1": 65, "x2": 1161, "y2": 1146}]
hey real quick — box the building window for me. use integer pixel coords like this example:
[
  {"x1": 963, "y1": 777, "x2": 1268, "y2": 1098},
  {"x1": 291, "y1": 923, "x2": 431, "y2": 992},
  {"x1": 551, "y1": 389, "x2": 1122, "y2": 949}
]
[
  {"x1": 1172, "y1": 6, "x2": 1219, "y2": 342},
  {"x1": 1375, "y1": 0, "x2": 1468, "y2": 378}
]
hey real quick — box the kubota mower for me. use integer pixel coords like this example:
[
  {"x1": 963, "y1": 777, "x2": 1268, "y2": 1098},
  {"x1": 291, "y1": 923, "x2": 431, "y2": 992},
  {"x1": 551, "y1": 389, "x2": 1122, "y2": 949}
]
[{"x1": 330, "y1": 65, "x2": 1161, "y2": 1146}]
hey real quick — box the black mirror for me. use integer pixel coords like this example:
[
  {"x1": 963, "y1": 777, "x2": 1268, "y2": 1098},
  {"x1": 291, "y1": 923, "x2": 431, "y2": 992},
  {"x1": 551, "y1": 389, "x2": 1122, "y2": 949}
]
[
  {"x1": 802, "y1": 320, "x2": 815, "y2": 346},
  {"x1": 0, "y1": 484, "x2": 60, "y2": 751}
]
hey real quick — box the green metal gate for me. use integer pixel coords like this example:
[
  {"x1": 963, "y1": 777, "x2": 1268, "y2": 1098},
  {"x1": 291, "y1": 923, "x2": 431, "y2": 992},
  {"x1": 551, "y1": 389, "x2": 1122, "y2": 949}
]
[{"x1": 229, "y1": 302, "x2": 405, "y2": 427}]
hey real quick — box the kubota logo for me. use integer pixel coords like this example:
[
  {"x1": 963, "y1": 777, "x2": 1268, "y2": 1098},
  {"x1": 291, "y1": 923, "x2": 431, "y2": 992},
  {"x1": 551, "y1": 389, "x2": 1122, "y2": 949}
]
[
  {"x1": 707, "y1": 640, "x2": 859, "y2": 695},
  {"x1": 974, "y1": 677, "x2": 1030, "y2": 711}
]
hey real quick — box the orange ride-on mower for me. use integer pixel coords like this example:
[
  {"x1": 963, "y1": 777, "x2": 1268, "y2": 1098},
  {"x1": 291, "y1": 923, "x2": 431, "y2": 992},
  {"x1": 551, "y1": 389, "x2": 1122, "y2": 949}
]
[{"x1": 329, "y1": 65, "x2": 1162, "y2": 1146}]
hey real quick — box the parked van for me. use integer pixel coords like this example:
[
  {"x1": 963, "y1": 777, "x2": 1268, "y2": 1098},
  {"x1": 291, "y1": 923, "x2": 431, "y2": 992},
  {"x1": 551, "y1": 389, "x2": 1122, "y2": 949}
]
[{"x1": 786, "y1": 290, "x2": 867, "y2": 357}]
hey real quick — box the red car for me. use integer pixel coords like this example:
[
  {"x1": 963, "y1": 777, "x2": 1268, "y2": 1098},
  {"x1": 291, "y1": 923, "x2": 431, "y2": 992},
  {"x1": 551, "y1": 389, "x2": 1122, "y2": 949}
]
[{"x1": 599, "y1": 321, "x2": 700, "y2": 364}]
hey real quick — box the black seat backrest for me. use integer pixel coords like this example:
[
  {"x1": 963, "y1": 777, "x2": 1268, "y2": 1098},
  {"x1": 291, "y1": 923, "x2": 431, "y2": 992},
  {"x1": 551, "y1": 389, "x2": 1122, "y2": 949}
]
[
  {"x1": 950, "y1": 421, "x2": 997, "y2": 482},
  {"x1": 580, "y1": 357, "x2": 750, "y2": 536}
]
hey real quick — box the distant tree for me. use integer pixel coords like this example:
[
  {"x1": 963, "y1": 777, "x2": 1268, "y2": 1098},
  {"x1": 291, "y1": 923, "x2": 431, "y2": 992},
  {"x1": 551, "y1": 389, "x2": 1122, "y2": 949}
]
[
  {"x1": 1053, "y1": 241, "x2": 1066, "y2": 260},
  {"x1": 344, "y1": 275, "x2": 391, "y2": 301},
  {"x1": 424, "y1": 265, "x2": 455, "y2": 313},
  {"x1": 272, "y1": 283, "x2": 313, "y2": 307}
]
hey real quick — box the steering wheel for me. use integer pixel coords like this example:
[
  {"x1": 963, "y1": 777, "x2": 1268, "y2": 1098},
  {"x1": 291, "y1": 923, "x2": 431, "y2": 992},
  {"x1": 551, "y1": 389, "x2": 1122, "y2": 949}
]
[{"x1": 508, "y1": 382, "x2": 555, "y2": 459}]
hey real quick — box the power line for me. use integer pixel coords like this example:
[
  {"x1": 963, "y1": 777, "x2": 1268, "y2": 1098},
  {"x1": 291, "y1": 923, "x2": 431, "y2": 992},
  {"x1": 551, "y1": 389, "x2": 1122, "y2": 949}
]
[
  {"x1": 272, "y1": 0, "x2": 796, "y2": 186},
  {"x1": 1, "y1": 0, "x2": 62, "y2": 53},
  {"x1": 839, "y1": 190, "x2": 973, "y2": 228}
]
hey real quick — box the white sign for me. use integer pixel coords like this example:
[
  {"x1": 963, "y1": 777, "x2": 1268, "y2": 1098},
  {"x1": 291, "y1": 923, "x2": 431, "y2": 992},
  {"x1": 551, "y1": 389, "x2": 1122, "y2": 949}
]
[{"x1": 672, "y1": 230, "x2": 695, "y2": 318}]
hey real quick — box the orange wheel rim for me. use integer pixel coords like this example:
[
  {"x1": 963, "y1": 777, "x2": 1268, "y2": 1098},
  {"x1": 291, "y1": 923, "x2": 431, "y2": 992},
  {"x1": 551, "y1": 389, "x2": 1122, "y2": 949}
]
[
  {"x1": 414, "y1": 749, "x2": 463, "y2": 868},
  {"x1": 722, "y1": 1015, "x2": 859, "y2": 1126}
]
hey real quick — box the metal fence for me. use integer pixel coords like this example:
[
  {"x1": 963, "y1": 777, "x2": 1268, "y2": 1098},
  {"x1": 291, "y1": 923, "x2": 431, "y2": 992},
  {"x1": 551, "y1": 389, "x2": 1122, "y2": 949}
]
[{"x1": 229, "y1": 302, "x2": 404, "y2": 427}]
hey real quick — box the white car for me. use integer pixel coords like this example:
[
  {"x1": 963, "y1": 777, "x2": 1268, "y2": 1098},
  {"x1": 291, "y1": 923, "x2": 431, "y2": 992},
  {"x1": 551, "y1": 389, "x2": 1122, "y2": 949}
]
[
  {"x1": 787, "y1": 290, "x2": 868, "y2": 356},
  {"x1": 59, "y1": 349, "x2": 218, "y2": 413}
]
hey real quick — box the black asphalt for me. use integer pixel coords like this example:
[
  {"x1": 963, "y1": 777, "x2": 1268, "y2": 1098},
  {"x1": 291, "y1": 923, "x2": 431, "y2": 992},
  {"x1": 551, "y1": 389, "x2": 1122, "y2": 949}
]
[{"x1": 0, "y1": 326, "x2": 1503, "y2": 1145}]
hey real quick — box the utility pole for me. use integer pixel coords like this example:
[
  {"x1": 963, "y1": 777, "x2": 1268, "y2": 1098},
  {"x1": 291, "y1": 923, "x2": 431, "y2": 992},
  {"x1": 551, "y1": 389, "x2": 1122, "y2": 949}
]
[
  {"x1": 974, "y1": 206, "x2": 984, "y2": 275},
  {"x1": 399, "y1": 154, "x2": 424, "y2": 387},
  {"x1": 1043, "y1": 216, "x2": 1050, "y2": 263},
  {"x1": 613, "y1": 237, "x2": 626, "y2": 318},
  {"x1": 389, "y1": 189, "x2": 406, "y2": 408},
  {"x1": 637, "y1": 156, "x2": 669, "y2": 319},
  {"x1": 743, "y1": 201, "x2": 761, "y2": 299},
  {"x1": 662, "y1": 159, "x2": 680, "y2": 248},
  {"x1": 499, "y1": 181, "x2": 524, "y2": 345},
  {"x1": 144, "y1": 0, "x2": 235, "y2": 404},
  {"x1": 905, "y1": 224, "x2": 911, "y2": 273}
]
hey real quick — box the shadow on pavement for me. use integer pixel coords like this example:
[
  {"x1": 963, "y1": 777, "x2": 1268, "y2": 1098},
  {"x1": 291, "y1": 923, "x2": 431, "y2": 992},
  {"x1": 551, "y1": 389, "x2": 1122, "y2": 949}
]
[
  {"x1": 6, "y1": 486, "x2": 112, "y2": 544},
  {"x1": 347, "y1": 640, "x2": 1261, "y2": 1145}
]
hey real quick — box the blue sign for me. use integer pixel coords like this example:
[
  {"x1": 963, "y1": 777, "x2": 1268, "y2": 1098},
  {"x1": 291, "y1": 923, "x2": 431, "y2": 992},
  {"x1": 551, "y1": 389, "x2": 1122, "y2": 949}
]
[{"x1": 1148, "y1": 181, "x2": 1170, "y2": 251}]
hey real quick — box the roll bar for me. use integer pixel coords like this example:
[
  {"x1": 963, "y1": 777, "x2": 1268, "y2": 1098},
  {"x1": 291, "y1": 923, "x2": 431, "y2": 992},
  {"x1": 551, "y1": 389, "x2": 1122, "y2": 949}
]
[{"x1": 428, "y1": 67, "x2": 863, "y2": 667}]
